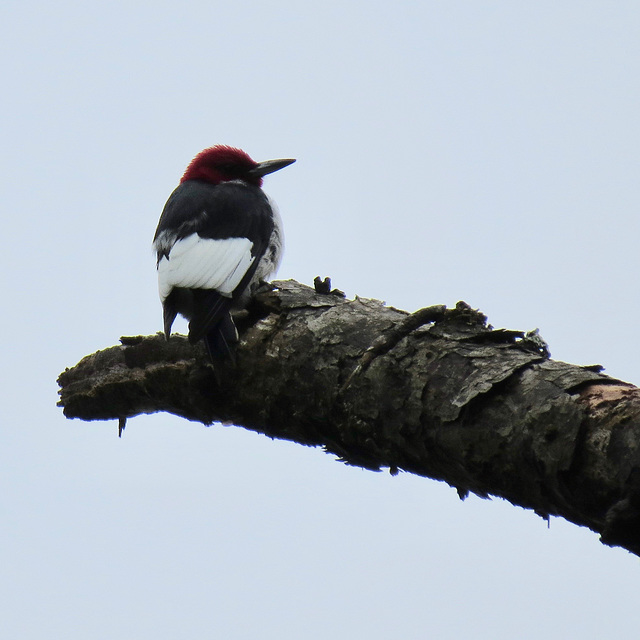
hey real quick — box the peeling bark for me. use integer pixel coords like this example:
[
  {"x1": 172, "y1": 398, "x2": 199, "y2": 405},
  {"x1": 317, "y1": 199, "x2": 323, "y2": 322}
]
[{"x1": 57, "y1": 279, "x2": 640, "y2": 556}]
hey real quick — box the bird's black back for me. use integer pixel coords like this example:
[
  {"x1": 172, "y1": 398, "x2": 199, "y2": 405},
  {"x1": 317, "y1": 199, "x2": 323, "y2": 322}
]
[{"x1": 154, "y1": 180, "x2": 275, "y2": 248}]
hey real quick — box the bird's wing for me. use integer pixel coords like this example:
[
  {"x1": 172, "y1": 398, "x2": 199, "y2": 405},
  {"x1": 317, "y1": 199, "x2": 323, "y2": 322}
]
[
  {"x1": 157, "y1": 234, "x2": 254, "y2": 301},
  {"x1": 154, "y1": 181, "x2": 274, "y2": 299}
]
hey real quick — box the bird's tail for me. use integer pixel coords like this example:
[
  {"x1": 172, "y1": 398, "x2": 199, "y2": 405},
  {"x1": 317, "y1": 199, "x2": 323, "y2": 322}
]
[
  {"x1": 203, "y1": 312, "x2": 239, "y2": 369},
  {"x1": 187, "y1": 290, "x2": 242, "y2": 371}
]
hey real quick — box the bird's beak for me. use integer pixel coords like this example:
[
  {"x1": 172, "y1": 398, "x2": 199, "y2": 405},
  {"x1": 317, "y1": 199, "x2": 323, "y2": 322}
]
[{"x1": 248, "y1": 158, "x2": 296, "y2": 178}]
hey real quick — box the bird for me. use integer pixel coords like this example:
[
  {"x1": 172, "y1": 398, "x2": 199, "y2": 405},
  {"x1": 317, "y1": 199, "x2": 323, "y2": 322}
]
[{"x1": 153, "y1": 145, "x2": 295, "y2": 367}]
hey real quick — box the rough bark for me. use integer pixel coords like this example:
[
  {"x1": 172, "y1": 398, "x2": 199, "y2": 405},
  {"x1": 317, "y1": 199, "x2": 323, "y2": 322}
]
[{"x1": 57, "y1": 279, "x2": 640, "y2": 556}]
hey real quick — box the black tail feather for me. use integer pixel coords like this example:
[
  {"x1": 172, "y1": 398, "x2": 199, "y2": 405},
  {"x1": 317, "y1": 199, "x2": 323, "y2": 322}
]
[
  {"x1": 162, "y1": 302, "x2": 177, "y2": 339},
  {"x1": 188, "y1": 289, "x2": 232, "y2": 343},
  {"x1": 203, "y1": 312, "x2": 239, "y2": 368}
]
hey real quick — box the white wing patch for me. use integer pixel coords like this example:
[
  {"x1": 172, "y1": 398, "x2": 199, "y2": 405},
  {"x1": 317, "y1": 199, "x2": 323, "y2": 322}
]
[{"x1": 157, "y1": 235, "x2": 255, "y2": 301}]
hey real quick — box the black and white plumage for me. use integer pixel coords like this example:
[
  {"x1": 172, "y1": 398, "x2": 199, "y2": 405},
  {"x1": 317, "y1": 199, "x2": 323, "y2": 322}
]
[{"x1": 153, "y1": 145, "x2": 295, "y2": 365}]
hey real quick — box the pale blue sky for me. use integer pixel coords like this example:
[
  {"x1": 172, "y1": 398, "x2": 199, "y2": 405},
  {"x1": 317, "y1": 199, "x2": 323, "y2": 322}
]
[{"x1": 2, "y1": 2, "x2": 640, "y2": 638}]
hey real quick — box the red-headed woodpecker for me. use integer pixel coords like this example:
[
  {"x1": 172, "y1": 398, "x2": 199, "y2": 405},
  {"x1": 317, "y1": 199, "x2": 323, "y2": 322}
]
[{"x1": 153, "y1": 145, "x2": 295, "y2": 365}]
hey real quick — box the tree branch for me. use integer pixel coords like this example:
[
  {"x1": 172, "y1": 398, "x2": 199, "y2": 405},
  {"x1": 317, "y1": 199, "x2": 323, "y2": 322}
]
[{"x1": 57, "y1": 279, "x2": 640, "y2": 556}]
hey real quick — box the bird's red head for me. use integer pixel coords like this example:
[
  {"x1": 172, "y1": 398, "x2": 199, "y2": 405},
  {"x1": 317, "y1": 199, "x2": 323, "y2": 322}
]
[
  {"x1": 180, "y1": 145, "x2": 296, "y2": 188},
  {"x1": 181, "y1": 145, "x2": 261, "y2": 186}
]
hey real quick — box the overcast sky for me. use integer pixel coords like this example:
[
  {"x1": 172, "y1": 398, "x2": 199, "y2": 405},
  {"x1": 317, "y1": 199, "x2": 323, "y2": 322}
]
[{"x1": 2, "y1": 1, "x2": 640, "y2": 638}]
